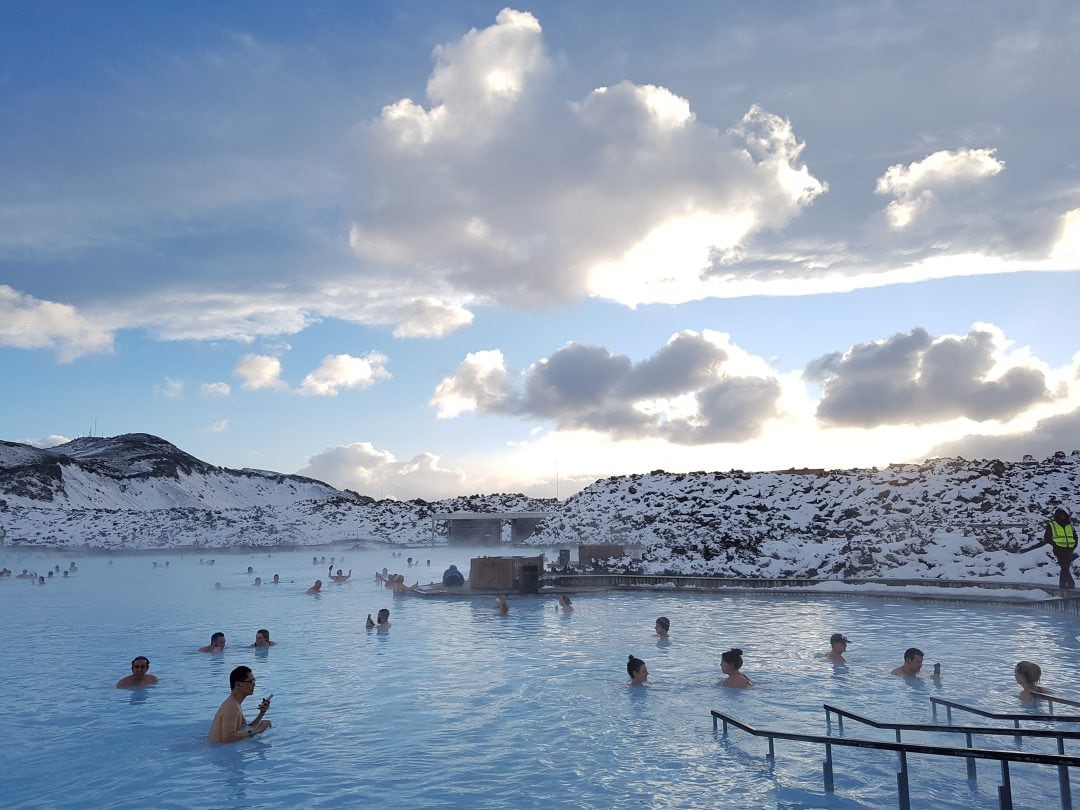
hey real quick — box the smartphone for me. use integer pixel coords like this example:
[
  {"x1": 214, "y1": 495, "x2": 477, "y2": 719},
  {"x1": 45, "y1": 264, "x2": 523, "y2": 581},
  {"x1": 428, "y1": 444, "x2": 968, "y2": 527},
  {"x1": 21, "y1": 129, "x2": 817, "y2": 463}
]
[
  {"x1": 264, "y1": 693, "x2": 273, "y2": 702},
  {"x1": 933, "y1": 663, "x2": 941, "y2": 676}
]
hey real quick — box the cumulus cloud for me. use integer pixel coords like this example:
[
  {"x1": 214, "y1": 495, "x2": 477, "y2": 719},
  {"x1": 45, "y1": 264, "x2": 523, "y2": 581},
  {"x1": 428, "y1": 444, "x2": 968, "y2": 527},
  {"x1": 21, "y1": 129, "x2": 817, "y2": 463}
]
[
  {"x1": 806, "y1": 324, "x2": 1053, "y2": 427},
  {"x1": 927, "y1": 406, "x2": 1080, "y2": 461},
  {"x1": 200, "y1": 382, "x2": 232, "y2": 397},
  {"x1": 207, "y1": 419, "x2": 229, "y2": 433},
  {"x1": 431, "y1": 330, "x2": 784, "y2": 444},
  {"x1": 298, "y1": 353, "x2": 392, "y2": 396},
  {"x1": 234, "y1": 354, "x2": 288, "y2": 391},
  {"x1": 0, "y1": 285, "x2": 114, "y2": 362},
  {"x1": 22, "y1": 434, "x2": 71, "y2": 449},
  {"x1": 352, "y1": 9, "x2": 827, "y2": 312},
  {"x1": 876, "y1": 148, "x2": 1004, "y2": 228},
  {"x1": 297, "y1": 441, "x2": 467, "y2": 501},
  {"x1": 153, "y1": 377, "x2": 185, "y2": 398}
]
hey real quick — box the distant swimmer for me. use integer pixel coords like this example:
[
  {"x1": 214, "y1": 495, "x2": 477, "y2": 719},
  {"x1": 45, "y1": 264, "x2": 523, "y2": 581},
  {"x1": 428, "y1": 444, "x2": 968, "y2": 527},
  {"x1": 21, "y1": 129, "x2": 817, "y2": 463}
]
[
  {"x1": 208, "y1": 666, "x2": 272, "y2": 743},
  {"x1": 254, "y1": 577, "x2": 262, "y2": 586},
  {"x1": 442, "y1": 564, "x2": 465, "y2": 587},
  {"x1": 495, "y1": 595, "x2": 509, "y2": 615},
  {"x1": 272, "y1": 575, "x2": 280, "y2": 584},
  {"x1": 199, "y1": 632, "x2": 226, "y2": 653},
  {"x1": 1016, "y1": 660, "x2": 1047, "y2": 702},
  {"x1": 627, "y1": 655, "x2": 649, "y2": 686},
  {"x1": 116, "y1": 656, "x2": 158, "y2": 688},
  {"x1": 366, "y1": 608, "x2": 391, "y2": 630},
  {"x1": 249, "y1": 629, "x2": 275, "y2": 648},
  {"x1": 824, "y1": 633, "x2": 849, "y2": 663},
  {"x1": 558, "y1": 595, "x2": 574, "y2": 612},
  {"x1": 330, "y1": 569, "x2": 352, "y2": 583},
  {"x1": 307, "y1": 579, "x2": 322, "y2": 594},
  {"x1": 891, "y1": 647, "x2": 940, "y2": 679},
  {"x1": 654, "y1": 617, "x2": 670, "y2": 639},
  {"x1": 720, "y1": 648, "x2": 753, "y2": 688}
]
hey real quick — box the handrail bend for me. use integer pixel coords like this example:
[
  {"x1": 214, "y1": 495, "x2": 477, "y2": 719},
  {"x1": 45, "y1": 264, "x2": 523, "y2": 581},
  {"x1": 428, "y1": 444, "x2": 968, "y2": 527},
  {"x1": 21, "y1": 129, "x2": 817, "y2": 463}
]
[
  {"x1": 712, "y1": 709, "x2": 1080, "y2": 810},
  {"x1": 930, "y1": 696, "x2": 1080, "y2": 726},
  {"x1": 825, "y1": 703, "x2": 1080, "y2": 785}
]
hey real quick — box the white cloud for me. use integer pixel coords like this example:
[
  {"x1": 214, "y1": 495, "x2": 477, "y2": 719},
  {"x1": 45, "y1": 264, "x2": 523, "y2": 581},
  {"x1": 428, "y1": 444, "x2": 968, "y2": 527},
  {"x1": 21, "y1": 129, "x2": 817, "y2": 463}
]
[
  {"x1": 298, "y1": 353, "x2": 392, "y2": 397},
  {"x1": 200, "y1": 382, "x2": 232, "y2": 397},
  {"x1": 876, "y1": 148, "x2": 1004, "y2": 228},
  {"x1": 432, "y1": 331, "x2": 787, "y2": 443},
  {"x1": 153, "y1": 377, "x2": 185, "y2": 399},
  {"x1": 431, "y1": 349, "x2": 512, "y2": 418},
  {"x1": 21, "y1": 434, "x2": 71, "y2": 449},
  {"x1": 234, "y1": 354, "x2": 288, "y2": 391},
  {"x1": 806, "y1": 324, "x2": 1055, "y2": 427},
  {"x1": 298, "y1": 441, "x2": 467, "y2": 501},
  {"x1": 352, "y1": 11, "x2": 828, "y2": 313},
  {"x1": 0, "y1": 285, "x2": 114, "y2": 362},
  {"x1": 208, "y1": 419, "x2": 229, "y2": 433}
]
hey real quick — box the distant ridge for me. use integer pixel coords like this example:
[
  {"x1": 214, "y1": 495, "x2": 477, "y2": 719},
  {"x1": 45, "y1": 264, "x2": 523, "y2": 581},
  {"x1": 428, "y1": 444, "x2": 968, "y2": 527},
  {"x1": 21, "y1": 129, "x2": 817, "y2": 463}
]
[{"x1": 0, "y1": 434, "x2": 1077, "y2": 588}]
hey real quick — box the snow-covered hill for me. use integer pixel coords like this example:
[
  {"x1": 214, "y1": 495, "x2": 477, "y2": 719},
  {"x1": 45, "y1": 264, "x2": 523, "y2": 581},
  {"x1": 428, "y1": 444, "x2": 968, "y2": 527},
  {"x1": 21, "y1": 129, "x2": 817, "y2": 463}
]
[
  {"x1": 0, "y1": 433, "x2": 550, "y2": 548},
  {"x1": 527, "y1": 452, "x2": 1080, "y2": 584},
  {"x1": 0, "y1": 433, "x2": 343, "y2": 510},
  {"x1": 1, "y1": 434, "x2": 1078, "y2": 586}
]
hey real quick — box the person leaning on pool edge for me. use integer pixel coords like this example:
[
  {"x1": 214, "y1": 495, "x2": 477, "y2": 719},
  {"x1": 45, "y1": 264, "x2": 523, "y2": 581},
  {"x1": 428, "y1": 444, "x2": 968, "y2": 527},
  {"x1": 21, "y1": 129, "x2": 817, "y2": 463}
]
[
  {"x1": 116, "y1": 656, "x2": 158, "y2": 688},
  {"x1": 208, "y1": 666, "x2": 272, "y2": 743}
]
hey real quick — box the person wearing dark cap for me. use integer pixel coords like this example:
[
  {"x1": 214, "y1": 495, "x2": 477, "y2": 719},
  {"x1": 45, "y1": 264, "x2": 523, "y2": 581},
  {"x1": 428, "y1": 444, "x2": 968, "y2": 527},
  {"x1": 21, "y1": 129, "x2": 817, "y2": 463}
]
[
  {"x1": 825, "y1": 633, "x2": 848, "y2": 663},
  {"x1": 1013, "y1": 508, "x2": 1077, "y2": 589}
]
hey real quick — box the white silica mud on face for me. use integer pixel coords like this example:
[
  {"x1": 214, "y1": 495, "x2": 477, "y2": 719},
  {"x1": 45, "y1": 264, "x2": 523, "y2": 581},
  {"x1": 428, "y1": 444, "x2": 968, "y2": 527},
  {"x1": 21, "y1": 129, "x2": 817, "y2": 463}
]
[{"x1": 2, "y1": 544, "x2": 1079, "y2": 809}]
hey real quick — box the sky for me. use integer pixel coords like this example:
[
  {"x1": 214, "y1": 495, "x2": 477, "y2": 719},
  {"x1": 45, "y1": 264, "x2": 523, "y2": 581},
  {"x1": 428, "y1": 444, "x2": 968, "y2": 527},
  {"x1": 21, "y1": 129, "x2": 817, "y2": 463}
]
[{"x1": 2, "y1": 1, "x2": 1079, "y2": 501}]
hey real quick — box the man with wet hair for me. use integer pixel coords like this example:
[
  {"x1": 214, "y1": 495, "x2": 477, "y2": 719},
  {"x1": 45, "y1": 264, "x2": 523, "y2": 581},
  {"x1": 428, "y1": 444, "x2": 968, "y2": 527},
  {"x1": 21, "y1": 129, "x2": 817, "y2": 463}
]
[
  {"x1": 249, "y1": 629, "x2": 275, "y2": 648},
  {"x1": 116, "y1": 656, "x2": 158, "y2": 687},
  {"x1": 891, "y1": 647, "x2": 940, "y2": 679},
  {"x1": 1015, "y1": 508, "x2": 1077, "y2": 590},
  {"x1": 198, "y1": 632, "x2": 226, "y2": 652},
  {"x1": 208, "y1": 666, "x2": 272, "y2": 743}
]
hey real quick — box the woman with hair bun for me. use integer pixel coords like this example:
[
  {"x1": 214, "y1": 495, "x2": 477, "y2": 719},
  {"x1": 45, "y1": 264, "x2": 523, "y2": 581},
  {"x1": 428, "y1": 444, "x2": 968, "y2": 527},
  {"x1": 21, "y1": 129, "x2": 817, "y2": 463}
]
[
  {"x1": 627, "y1": 655, "x2": 649, "y2": 686},
  {"x1": 720, "y1": 648, "x2": 753, "y2": 688}
]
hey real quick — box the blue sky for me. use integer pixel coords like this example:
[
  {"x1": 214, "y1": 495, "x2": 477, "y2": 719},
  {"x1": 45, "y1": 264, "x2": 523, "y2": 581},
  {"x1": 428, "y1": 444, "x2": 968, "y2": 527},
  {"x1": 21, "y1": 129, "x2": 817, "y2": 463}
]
[{"x1": 3, "y1": 1, "x2": 1078, "y2": 499}]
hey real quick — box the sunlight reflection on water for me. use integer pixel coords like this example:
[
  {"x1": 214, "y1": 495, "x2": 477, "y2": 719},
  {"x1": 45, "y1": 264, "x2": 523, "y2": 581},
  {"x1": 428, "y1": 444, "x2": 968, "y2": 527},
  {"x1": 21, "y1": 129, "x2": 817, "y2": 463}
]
[{"x1": 1, "y1": 544, "x2": 1079, "y2": 808}]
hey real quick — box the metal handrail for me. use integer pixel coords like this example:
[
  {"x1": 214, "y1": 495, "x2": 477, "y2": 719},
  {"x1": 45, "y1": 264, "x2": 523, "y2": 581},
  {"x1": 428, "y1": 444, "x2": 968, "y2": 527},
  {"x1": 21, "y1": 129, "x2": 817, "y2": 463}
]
[
  {"x1": 930, "y1": 696, "x2": 1080, "y2": 726},
  {"x1": 825, "y1": 703, "x2": 1080, "y2": 789},
  {"x1": 1035, "y1": 693, "x2": 1080, "y2": 710},
  {"x1": 712, "y1": 709, "x2": 1080, "y2": 810}
]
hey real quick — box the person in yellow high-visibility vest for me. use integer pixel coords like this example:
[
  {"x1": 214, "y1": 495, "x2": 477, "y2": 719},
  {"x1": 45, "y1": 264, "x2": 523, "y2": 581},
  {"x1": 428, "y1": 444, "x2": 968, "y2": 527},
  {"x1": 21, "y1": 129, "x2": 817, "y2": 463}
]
[{"x1": 1015, "y1": 508, "x2": 1077, "y2": 589}]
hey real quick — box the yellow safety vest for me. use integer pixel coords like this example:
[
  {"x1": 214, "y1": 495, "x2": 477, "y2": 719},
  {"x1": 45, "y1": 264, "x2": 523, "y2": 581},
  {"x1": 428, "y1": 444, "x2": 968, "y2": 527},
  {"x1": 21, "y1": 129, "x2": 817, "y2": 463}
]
[{"x1": 1049, "y1": 521, "x2": 1077, "y2": 549}]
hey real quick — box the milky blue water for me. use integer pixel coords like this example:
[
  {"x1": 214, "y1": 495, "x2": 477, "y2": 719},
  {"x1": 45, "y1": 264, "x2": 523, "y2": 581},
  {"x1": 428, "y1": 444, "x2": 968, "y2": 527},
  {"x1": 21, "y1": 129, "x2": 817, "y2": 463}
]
[{"x1": 2, "y1": 544, "x2": 1080, "y2": 809}]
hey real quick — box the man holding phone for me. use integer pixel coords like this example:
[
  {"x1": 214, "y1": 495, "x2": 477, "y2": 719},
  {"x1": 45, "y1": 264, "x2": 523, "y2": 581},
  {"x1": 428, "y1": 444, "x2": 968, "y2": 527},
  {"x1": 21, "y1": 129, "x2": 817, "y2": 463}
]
[{"x1": 208, "y1": 665, "x2": 272, "y2": 743}]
